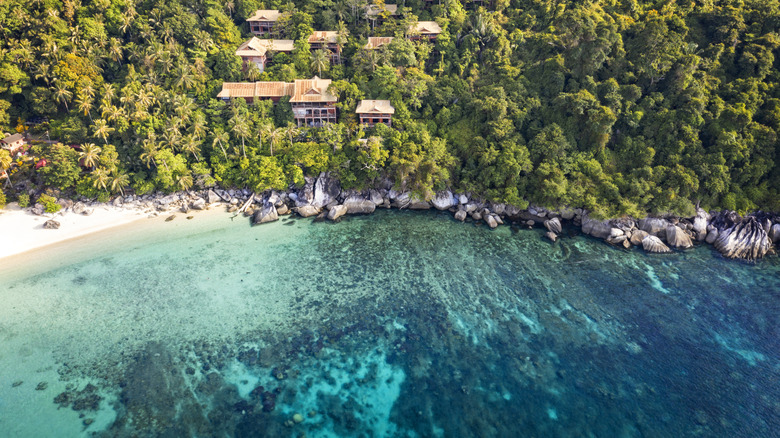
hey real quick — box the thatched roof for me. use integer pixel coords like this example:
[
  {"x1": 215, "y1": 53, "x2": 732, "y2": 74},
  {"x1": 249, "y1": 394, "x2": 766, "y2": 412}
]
[
  {"x1": 365, "y1": 37, "x2": 394, "y2": 49},
  {"x1": 289, "y1": 76, "x2": 337, "y2": 103}
]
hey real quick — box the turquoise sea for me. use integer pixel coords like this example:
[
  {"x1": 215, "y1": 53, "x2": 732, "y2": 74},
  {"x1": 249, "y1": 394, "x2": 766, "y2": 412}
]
[{"x1": 1, "y1": 209, "x2": 778, "y2": 437}]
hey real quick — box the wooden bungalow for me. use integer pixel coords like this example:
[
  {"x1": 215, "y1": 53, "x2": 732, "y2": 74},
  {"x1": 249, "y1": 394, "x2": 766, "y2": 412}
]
[
  {"x1": 308, "y1": 31, "x2": 343, "y2": 63},
  {"x1": 364, "y1": 37, "x2": 394, "y2": 50},
  {"x1": 217, "y1": 77, "x2": 339, "y2": 127},
  {"x1": 247, "y1": 10, "x2": 281, "y2": 36},
  {"x1": 408, "y1": 21, "x2": 442, "y2": 41},
  {"x1": 235, "y1": 37, "x2": 295, "y2": 72},
  {"x1": 216, "y1": 81, "x2": 293, "y2": 104},
  {"x1": 290, "y1": 76, "x2": 338, "y2": 127},
  {"x1": 356, "y1": 100, "x2": 395, "y2": 127},
  {"x1": 365, "y1": 4, "x2": 398, "y2": 27},
  {"x1": 1, "y1": 133, "x2": 27, "y2": 155}
]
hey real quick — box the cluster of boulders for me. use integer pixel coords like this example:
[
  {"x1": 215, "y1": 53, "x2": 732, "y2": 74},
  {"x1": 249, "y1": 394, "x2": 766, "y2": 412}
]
[{"x1": 21, "y1": 172, "x2": 780, "y2": 261}]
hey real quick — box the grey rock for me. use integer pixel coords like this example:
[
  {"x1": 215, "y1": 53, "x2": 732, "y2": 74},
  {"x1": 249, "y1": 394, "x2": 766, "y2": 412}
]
[
  {"x1": 486, "y1": 215, "x2": 498, "y2": 229},
  {"x1": 432, "y1": 191, "x2": 456, "y2": 210},
  {"x1": 471, "y1": 211, "x2": 482, "y2": 221},
  {"x1": 639, "y1": 217, "x2": 671, "y2": 240},
  {"x1": 72, "y1": 202, "x2": 87, "y2": 215},
  {"x1": 391, "y1": 192, "x2": 411, "y2": 209},
  {"x1": 252, "y1": 203, "x2": 278, "y2": 225},
  {"x1": 458, "y1": 194, "x2": 468, "y2": 205},
  {"x1": 295, "y1": 205, "x2": 322, "y2": 218},
  {"x1": 207, "y1": 189, "x2": 221, "y2": 204},
  {"x1": 692, "y1": 208, "x2": 710, "y2": 241},
  {"x1": 526, "y1": 220, "x2": 535, "y2": 227},
  {"x1": 369, "y1": 190, "x2": 384, "y2": 206},
  {"x1": 43, "y1": 219, "x2": 60, "y2": 229},
  {"x1": 770, "y1": 223, "x2": 780, "y2": 243},
  {"x1": 544, "y1": 217, "x2": 562, "y2": 234},
  {"x1": 112, "y1": 196, "x2": 123, "y2": 207},
  {"x1": 545, "y1": 231, "x2": 558, "y2": 242},
  {"x1": 609, "y1": 228, "x2": 624, "y2": 238},
  {"x1": 327, "y1": 205, "x2": 348, "y2": 221},
  {"x1": 276, "y1": 204, "x2": 290, "y2": 215},
  {"x1": 454, "y1": 210, "x2": 467, "y2": 222},
  {"x1": 464, "y1": 203, "x2": 478, "y2": 214},
  {"x1": 630, "y1": 230, "x2": 649, "y2": 246},
  {"x1": 504, "y1": 205, "x2": 522, "y2": 219},
  {"x1": 581, "y1": 215, "x2": 612, "y2": 239},
  {"x1": 180, "y1": 203, "x2": 190, "y2": 213},
  {"x1": 705, "y1": 229, "x2": 719, "y2": 244},
  {"x1": 31, "y1": 204, "x2": 45, "y2": 216},
  {"x1": 312, "y1": 173, "x2": 341, "y2": 207},
  {"x1": 491, "y1": 203, "x2": 506, "y2": 216},
  {"x1": 191, "y1": 198, "x2": 206, "y2": 210},
  {"x1": 494, "y1": 215, "x2": 504, "y2": 225},
  {"x1": 642, "y1": 235, "x2": 671, "y2": 253},
  {"x1": 409, "y1": 195, "x2": 431, "y2": 210},
  {"x1": 666, "y1": 225, "x2": 693, "y2": 249},
  {"x1": 343, "y1": 196, "x2": 376, "y2": 214},
  {"x1": 714, "y1": 217, "x2": 772, "y2": 260},
  {"x1": 559, "y1": 207, "x2": 576, "y2": 220}
]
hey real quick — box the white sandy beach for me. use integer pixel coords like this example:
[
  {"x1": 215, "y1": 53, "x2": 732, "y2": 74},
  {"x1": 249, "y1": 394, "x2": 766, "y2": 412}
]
[{"x1": 0, "y1": 203, "x2": 149, "y2": 260}]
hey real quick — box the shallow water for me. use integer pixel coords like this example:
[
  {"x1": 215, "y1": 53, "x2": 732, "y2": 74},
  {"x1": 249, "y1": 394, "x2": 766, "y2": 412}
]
[{"x1": 1, "y1": 209, "x2": 778, "y2": 437}]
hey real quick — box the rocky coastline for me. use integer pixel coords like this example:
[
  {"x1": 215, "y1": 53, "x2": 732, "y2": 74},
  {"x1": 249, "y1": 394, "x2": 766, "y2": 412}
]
[{"x1": 24, "y1": 172, "x2": 780, "y2": 261}]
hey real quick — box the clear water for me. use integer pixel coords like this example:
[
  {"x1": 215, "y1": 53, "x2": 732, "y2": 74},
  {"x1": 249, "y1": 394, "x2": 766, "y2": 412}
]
[{"x1": 1, "y1": 210, "x2": 778, "y2": 437}]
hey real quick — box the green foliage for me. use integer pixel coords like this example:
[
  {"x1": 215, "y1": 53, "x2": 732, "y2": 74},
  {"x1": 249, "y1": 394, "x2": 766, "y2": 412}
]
[
  {"x1": 38, "y1": 194, "x2": 61, "y2": 213},
  {"x1": 2, "y1": 0, "x2": 779, "y2": 217},
  {"x1": 0, "y1": 189, "x2": 6, "y2": 209},
  {"x1": 17, "y1": 193, "x2": 30, "y2": 208}
]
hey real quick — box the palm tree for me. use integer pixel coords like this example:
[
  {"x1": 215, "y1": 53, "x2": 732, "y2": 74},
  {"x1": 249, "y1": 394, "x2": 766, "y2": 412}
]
[
  {"x1": 175, "y1": 64, "x2": 195, "y2": 91},
  {"x1": 52, "y1": 81, "x2": 72, "y2": 111},
  {"x1": 182, "y1": 134, "x2": 202, "y2": 162},
  {"x1": 176, "y1": 173, "x2": 194, "y2": 191},
  {"x1": 91, "y1": 167, "x2": 111, "y2": 192},
  {"x1": 270, "y1": 128, "x2": 285, "y2": 158},
  {"x1": 92, "y1": 119, "x2": 114, "y2": 144},
  {"x1": 259, "y1": 123, "x2": 274, "y2": 156},
  {"x1": 108, "y1": 38, "x2": 123, "y2": 65},
  {"x1": 211, "y1": 129, "x2": 230, "y2": 159},
  {"x1": 79, "y1": 143, "x2": 102, "y2": 169},
  {"x1": 229, "y1": 114, "x2": 250, "y2": 159},
  {"x1": 140, "y1": 135, "x2": 160, "y2": 168},
  {"x1": 110, "y1": 171, "x2": 130, "y2": 196},
  {"x1": 0, "y1": 149, "x2": 12, "y2": 188},
  {"x1": 310, "y1": 49, "x2": 329, "y2": 77}
]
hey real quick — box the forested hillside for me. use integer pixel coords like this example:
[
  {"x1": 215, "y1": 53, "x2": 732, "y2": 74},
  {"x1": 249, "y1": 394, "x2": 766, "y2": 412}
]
[{"x1": 1, "y1": 0, "x2": 779, "y2": 217}]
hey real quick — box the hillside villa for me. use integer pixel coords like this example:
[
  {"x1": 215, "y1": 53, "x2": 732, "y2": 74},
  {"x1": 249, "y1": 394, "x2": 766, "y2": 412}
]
[
  {"x1": 218, "y1": 77, "x2": 337, "y2": 127},
  {"x1": 235, "y1": 37, "x2": 294, "y2": 72},
  {"x1": 247, "y1": 10, "x2": 281, "y2": 36},
  {"x1": 356, "y1": 100, "x2": 395, "y2": 127}
]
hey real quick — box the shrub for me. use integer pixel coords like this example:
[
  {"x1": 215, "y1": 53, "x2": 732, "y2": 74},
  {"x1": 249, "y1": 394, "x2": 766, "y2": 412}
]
[
  {"x1": 17, "y1": 193, "x2": 30, "y2": 208},
  {"x1": 0, "y1": 189, "x2": 6, "y2": 209},
  {"x1": 38, "y1": 194, "x2": 62, "y2": 213}
]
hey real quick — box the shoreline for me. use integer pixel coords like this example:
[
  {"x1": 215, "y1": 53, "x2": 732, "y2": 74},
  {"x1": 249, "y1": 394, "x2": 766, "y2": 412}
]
[{"x1": 2, "y1": 177, "x2": 779, "y2": 265}]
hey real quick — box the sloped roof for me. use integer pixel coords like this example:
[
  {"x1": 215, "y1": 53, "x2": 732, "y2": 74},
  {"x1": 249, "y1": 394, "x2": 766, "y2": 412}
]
[
  {"x1": 1, "y1": 133, "x2": 24, "y2": 144},
  {"x1": 308, "y1": 31, "x2": 340, "y2": 44},
  {"x1": 356, "y1": 100, "x2": 395, "y2": 114},
  {"x1": 236, "y1": 37, "x2": 295, "y2": 57},
  {"x1": 247, "y1": 9, "x2": 281, "y2": 22},
  {"x1": 366, "y1": 4, "x2": 398, "y2": 16},
  {"x1": 289, "y1": 76, "x2": 337, "y2": 103},
  {"x1": 365, "y1": 37, "x2": 394, "y2": 49},
  {"x1": 411, "y1": 21, "x2": 442, "y2": 35},
  {"x1": 217, "y1": 82, "x2": 293, "y2": 99}
]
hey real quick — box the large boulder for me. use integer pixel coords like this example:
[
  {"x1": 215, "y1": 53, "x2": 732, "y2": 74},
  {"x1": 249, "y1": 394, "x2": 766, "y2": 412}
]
[
  {"x1": 72, "y1": 202, "x2": 87, "y2": 215},
  {"x1": 559, "y1": 207, "x2": 576, "y2": 221},
  {"x1": 252, "y1": 203, "x2": 278, "y2": 225},
  {"x1": 432, "y1": 191, "x2": 456, "y2": 210},
  {"x1": 295, "y1": 205, "x2": 322, "y2": 218},
  {"x1": 390, "y1": 192, "x2": 411, "y2": 209},
  {"x1": 692, "y1": 208, "x2": 710, "y2": 241},
  {"x1": 705, "y1": 228, "x2": 719, "y2": 244},
  {"x1": 409, "y1": 196, "x2": 431, "y2": 210},
  {"x1": 770, "y1": 223, "x2": 780, "y2": 243},
  {"x1": 190, "y1": 198, "x2": 206, "y2": 210},
  {"x1": 665, "y1": 225, "x2": 693, "y2": 249},
  {"x1": 207, "y1": 189, "x2": 221, "y2": 205},
  {"x1": 638, "y1": 217, "x2": 671, "y2": 240},
  {"x1": 327, "y1": 205, "x2": 347, "y2": 221},
  {"x1": 581, "y1": 215, "x2": 612, "y2": 239},
  {"x1": 485, "y1": 215, "x2": 498, "y2": 229},
  {"x1": 454, "y1": 210, "x2": 467, "y2": 222},
  {"x1": 545, "y1": 231, "x2": 558, "y2": 242},
  {"x1": 544, "y1": 217, "x2": 562, "y2": 234},
  {"x1": 714, "y1": 217, "x2": 772, "y2": 260},
  {"x1": 642, "y1": 235, "x2": 671, "y2": 253},
  {"x1": 43, "y1": 219, "x2": 60, "y2": 229},
  {"x1": 630, "y1": 230, "x2": 649, "y2": 246},
  {"x1": 369, "y1": 189, "x2": 384, "y2": 206},
  {"x1": 312, "y1": 173, "x2": 341, "y2": 208},
  {"x1": 343, "y1": 195, "x2": 376, "y2": 214}
]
